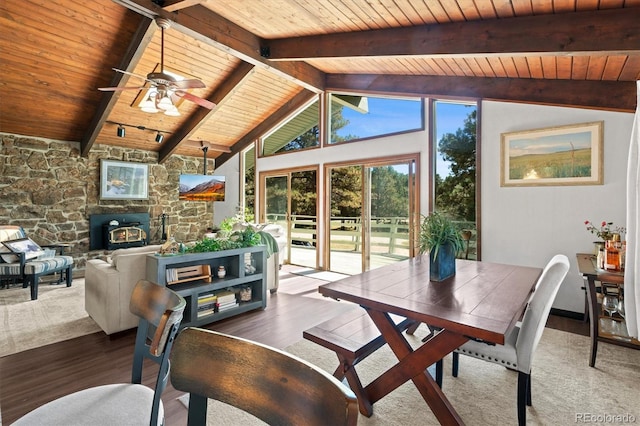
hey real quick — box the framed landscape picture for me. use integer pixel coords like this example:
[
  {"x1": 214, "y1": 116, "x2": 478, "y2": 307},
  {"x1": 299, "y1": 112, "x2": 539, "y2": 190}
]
[
  {"x1": 500, "y1": 121, "x2": 603, "y2": 187},
  {"x1": 100, "y1": 160, "x2": 149, "y2": 200}
]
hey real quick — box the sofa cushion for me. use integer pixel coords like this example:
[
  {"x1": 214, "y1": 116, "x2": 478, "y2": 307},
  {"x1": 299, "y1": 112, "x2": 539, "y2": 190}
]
[
  {"x1": 23, "y1": 255, "x2": 73, "y2": 275},
  {"x1": 260, "y1": 223, "x2": 284, "y2": 237},
  {"x1": 111, "y1": 245, "x2": 162, "y2": 269}
]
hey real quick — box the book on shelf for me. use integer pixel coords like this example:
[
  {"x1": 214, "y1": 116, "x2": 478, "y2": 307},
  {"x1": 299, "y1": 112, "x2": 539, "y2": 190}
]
[
  {"x1": 166, "y1": 268, "x2": 178, "y2": 283},
  {"x1": 197, "y1": 308, "x2": 215, "y2": 318},
  {"x1": 216, "y1": 302, "x2": 239, "y2": 312},
  {"x1": 198, "y1": 294, "x2": 217, "y2": 305},
  {"x1": 197, "y1": 302, "x2": 216, "y2": 311},
  {"x1": 216, "y1": 299, "x2": 238, "y2": 308},
  {"x1": 215, "y1": 290, "x2": 237, "y2": 305}
]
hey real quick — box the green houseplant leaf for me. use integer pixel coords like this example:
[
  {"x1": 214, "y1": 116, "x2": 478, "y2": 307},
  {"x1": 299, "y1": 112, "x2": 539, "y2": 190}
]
[{"x1": 418, "y1": 211, "x2": 465, "y2": 260}]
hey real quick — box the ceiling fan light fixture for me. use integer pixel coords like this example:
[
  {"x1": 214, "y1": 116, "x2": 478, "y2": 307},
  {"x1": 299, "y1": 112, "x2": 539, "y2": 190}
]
[
  {"x1": 116, "y1": 124, "x2": 125, "y2": 138},
  {"x1": 157, "y1": 94, "x2": 173, "y2": 111},
  {"x1": 140, "y1": 94, "x2": 159, "y2": 113},
  {"x1": 163, "y1": 104, "x2": 180, "y2": 116},
  {"x1": 155, "y1": 132, "x2": 164, "y2": 143}
]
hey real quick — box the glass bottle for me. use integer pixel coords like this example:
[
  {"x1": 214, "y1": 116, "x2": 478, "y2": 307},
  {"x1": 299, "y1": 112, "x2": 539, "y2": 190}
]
[
  {"x1": 604, "y1": 239, "x2": 620, "y2": 271},
  {"x1": 596, "y1": 248, "x2": 605, "y2": 269}
]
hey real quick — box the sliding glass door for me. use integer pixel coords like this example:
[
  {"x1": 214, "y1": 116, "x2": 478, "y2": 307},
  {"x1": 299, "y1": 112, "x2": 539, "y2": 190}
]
[
  {"x1": 327, "y1": 157, "x2": 417, "y2": 275},
  {"x1": 263, "y1": 168, "x2": 318, "y2": 268}
]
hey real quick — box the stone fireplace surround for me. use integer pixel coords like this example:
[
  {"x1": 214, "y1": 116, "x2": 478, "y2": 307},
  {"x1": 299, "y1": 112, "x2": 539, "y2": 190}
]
[{"x1": 0, "y1": 133, "x2": 215, "y2": 276}]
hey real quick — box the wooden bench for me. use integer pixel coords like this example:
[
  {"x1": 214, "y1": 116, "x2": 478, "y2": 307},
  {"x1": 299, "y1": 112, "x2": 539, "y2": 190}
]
[{"x1": 303, "y1": 307, "x2": 442, "y2": 416}]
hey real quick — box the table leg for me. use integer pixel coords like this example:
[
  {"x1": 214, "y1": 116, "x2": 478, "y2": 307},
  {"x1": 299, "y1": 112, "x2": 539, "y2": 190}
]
[
  {"x1": 364, "y1": 309, "x2": 468, "y2": 425},
  {"x1": 583, "y1": 276, "x2": 599, "y2": 367}
]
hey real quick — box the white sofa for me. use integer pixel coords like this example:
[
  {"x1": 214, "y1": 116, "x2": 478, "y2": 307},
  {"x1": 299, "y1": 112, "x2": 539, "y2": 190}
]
[
  {"x1": 85, "y1": 225, "x2": 286, "y2": 335},
  {"x1": 85, "y1": 245, "x2": 162, "y2": 335}
]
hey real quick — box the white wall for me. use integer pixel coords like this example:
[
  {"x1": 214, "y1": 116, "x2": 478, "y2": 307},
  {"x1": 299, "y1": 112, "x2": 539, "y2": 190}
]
[
  {"x1": 212, "y1": 156, "x2": 241, "y2": 227},
  {"x1": 216, "y1": 100, "x2": 634, "y2": 315},
  {"x1": 481, "y1": 101, "x2": 633, "y2": 313}
]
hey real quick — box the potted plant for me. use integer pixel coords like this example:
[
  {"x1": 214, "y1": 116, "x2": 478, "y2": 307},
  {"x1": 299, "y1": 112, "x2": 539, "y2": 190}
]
[{"x1": 418, "y1": 212, "x2": 465, "y2": 281}]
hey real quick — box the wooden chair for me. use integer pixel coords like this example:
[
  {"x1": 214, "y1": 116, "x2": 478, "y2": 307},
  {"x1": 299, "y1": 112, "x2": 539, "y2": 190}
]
[
  {"x1": 171, "y1": 327, "x2": 359, "y2": 426},
  {"x1": 12, "y1": 280, "x2": 186, "y2": 426},
  {"x1": 451, "y1": 254, "x2": 570, "y2": 426}
]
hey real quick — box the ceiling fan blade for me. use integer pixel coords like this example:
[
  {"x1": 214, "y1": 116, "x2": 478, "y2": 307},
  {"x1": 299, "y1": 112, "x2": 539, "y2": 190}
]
[
  {"x1": 98, "y1": 86, "x2": 146, "y2": 91},
  {"x1": 175, "y1": 91, "x2": 216, "y2": 109},
  {"x1": 112, "y1": 68, "x2": 149, "y2": 81},
  {"x1": 172, "y1": 78, "x2": 206, "y2": 89}
]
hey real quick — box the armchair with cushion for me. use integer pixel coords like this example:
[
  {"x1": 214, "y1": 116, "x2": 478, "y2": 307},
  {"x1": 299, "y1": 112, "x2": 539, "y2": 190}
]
[
  {"x1": 85, "y1": 244, "x2": 163, "y2": 335},
  {"x1": 0, "y1": 225, "x2": 74, "y2": 300}
]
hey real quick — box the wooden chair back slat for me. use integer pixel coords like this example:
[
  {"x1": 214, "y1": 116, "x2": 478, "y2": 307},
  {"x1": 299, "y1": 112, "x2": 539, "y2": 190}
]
[
  {"x1": 130, "y1": 279, "x2": 186, "y2": 357},
  {"x1": 171, "y1": 327, "x2": 358, "y2": 426}
]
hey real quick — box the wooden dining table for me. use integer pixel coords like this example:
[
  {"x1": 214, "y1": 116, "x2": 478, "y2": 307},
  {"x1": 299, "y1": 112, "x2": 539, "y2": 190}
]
[{"x1": 318, "y1": 257, "x2": 542, "y2": 425}]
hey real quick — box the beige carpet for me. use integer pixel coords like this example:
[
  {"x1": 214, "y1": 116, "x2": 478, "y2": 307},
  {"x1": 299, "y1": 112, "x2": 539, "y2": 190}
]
[
  {"x1": 0, "y1": 278, "x2": 100, "y2": 357},
  {"x1": 180, "y1": 324, "x2": 640, "y2": 425}
]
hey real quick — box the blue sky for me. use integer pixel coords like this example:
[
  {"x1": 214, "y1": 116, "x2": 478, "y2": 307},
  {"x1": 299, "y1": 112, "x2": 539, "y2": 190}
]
[
  {"x1": 336, "y1": 97, "x2": 475, "y2": 178},
  {"x1": 434, "y1": 102, "x2": 476, "y2": 178}
]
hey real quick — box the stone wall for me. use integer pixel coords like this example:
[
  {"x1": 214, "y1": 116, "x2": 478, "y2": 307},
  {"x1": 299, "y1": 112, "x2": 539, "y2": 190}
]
[{"x1": 0, "y1": 133, "x2": 214, "y2": 275}]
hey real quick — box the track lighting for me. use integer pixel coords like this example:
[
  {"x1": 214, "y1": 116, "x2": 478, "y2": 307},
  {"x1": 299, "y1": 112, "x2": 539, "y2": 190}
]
[{"x1": 107, "y1": 121, "x2": 171, "y2": 143}]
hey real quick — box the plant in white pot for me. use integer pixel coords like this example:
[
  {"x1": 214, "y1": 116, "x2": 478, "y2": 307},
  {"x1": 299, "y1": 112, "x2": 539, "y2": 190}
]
[{"x1": 418, "y1": 211, "x2": 465, "y2": 281}]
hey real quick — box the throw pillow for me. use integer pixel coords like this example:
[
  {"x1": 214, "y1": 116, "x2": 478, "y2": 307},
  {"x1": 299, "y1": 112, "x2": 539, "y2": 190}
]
[
  {"x1": 0, "y1": 244, "x2": 18, "y2": 263},
  {"x1": 2, "y1": 237, "x2": 45, "y2": 261}
]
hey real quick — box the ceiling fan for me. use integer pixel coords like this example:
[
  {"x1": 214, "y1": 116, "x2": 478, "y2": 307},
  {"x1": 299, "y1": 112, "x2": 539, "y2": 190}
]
[{"x1": 98, "y1": 17, "x2": 215, "y2": 114}]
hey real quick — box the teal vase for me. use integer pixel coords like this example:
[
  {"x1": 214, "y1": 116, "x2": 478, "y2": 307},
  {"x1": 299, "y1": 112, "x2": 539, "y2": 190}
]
[{"x1": 429, "y1": 243, "x2": 456, "y2": 281}]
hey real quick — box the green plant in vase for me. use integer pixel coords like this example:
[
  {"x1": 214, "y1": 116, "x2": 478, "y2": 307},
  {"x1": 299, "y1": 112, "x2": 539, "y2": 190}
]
[{"x1": 418, "y1": 212, "x2": 465, "y2": 281}]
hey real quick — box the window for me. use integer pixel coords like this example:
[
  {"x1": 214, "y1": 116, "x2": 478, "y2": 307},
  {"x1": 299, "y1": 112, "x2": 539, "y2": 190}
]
[
  {"x1": 241, "y1": 144, "x2": 256, "y2": 221},
  {"x1": 328, "y1": 94, "x2": 423, "y2": 144},
  {"x1": 431, "y1": 99, "x2": 479, "y2": 260},
  {"x1": 261, "y1": 98, "x2": 320, "y2": 156}
]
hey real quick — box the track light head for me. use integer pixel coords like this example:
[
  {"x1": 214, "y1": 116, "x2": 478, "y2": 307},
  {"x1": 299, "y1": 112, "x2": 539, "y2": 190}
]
[
  {"x1": 117, "y1": 125, "x2": 125, "y2": 138},
  {"x1": 155, "y1": 132, "x2": 164, "y2": 143}
]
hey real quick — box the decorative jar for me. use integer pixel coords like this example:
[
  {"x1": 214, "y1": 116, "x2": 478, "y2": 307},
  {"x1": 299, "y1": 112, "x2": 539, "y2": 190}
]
[{"x1": 217, "y1": 265, "x2": 226, "y2": 278}]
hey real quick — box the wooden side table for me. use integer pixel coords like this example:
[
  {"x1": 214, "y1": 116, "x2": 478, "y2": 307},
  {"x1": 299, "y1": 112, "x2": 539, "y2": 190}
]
[{"x1": 576, "y1": 253, "x2": 640, "y2": 367}]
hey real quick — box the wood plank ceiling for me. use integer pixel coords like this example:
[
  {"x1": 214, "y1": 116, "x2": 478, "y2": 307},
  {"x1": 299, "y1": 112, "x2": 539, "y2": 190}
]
[{"x1": 1, "y1": 0, "x2": 638, "y2": 165}]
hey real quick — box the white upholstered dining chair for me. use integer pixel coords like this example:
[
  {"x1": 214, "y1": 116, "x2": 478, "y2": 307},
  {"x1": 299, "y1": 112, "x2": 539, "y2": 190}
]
[
  {"x1": 451, "y1": 254, "x2": 570, "y2": 426},
  {"x1": 12, "y1": 280, "x2": 186, "y2": 426}
]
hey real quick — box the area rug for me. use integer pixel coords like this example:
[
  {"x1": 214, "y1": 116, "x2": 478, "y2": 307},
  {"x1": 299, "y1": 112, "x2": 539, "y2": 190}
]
[
  {"x1": 0, "y1": 278, "x2": 100, "y2": 357},
  {"x1": 178, "y1": 325, "x2": 640, "y2": 425}
]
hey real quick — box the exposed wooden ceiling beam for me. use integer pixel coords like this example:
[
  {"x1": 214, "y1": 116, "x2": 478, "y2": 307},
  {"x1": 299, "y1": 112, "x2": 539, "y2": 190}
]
[
  {"x1": 264, "y1": 8, "x2": 640, "y2": 60},
  {"x1": 214, "y1": 90, "x2": 317, "y2": 168},
  {"x1": 183, "y1": 140, "x2": 232, "y2": 153},
  {"x1": 111, "y1": 0, "x2": 325, "y2": 93},
  {"x1": 162, "y1": 0, "x2": 205, "y2": 12},
  {"x1": 326, "y1": 74, "x2": 637, "y2": 112},
  {"x1": 158, "y1": 61, "x2": 256, "y2": 163},
  {"x1": 80, "y1": 16, "x2": 156, "y2": 157}
]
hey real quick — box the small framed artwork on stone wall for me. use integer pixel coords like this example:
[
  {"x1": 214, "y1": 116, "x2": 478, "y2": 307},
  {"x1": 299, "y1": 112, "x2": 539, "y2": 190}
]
[{"x1": 100, "y1": 159, "x2": 149, "y2": 200}]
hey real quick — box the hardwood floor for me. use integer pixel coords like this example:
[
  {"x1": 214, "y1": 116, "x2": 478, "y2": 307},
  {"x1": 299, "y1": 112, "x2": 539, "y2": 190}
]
[{"x1": 0, "y1": 265, "x2": 588, "y2": 425}]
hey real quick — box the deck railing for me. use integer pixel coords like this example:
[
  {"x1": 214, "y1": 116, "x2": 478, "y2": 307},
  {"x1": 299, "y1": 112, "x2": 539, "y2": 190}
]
[{"x1": 265, "y1": 214, "x2": 477, "y2": 259}]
